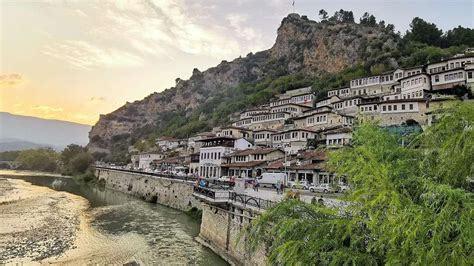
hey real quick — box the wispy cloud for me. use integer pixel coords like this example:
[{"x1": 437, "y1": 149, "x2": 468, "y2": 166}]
[
  {"x1": 0, "y1": 74, "x2": 24, "y2": 88},
  {"x1": 32, "y1": 105, "x2": 64, "y2": 113},
  {"x1": 42, "y1": 40, "x2": 144, "y2": 70},
  {"x1": 88, "y1": 96, "x2": 106, "y2": 105}
]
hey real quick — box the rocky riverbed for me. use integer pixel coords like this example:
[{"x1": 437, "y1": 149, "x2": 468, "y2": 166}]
[{"x1": 0, "y1": 177, "x2": 146, "y2": 265}]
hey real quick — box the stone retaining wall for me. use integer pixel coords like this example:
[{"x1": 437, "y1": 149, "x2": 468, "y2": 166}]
[
  {"x1": 95, "y1": 168, "x2": 268, "y2": 265},
  {"x1": 198, "y1": 203, "x2": 267, "y2": 266},
  {"x1": 95, "y1": 168, "x2": 202, "y2": 212}
]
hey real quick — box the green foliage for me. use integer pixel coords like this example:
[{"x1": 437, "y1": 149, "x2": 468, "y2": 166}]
[
  {"x1": 16, "y1": 148, "x2": 59, "y2": 172},
  {"x1": 246, "y1": 103, "x2": 474, "y2": 265},
  {"x1": 61, "y1": 144, "x2": 86, "y2": 166},
  {"x1": 69, "y1": 152, "x2": 93, "y2": 174},
  {"x1": 360, "y1": 12, "x2": 377, "y2": 26},
  {"x1": 443, "y1": 26, "x2": 474, "y2": 47},
  {"x1": 328, "y1": 9, "x2": 355, "y2": 24},
  {"x1": 0, "y1": 150, "x2": 20, "y2": 161},
  {"x1": 405, "y1": 17, "x2": 443, "y2": 46}
]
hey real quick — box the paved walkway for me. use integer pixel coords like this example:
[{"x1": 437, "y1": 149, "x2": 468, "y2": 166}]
[{"x1": 240, "y1": 187, "x2": 344, "y2": 208}]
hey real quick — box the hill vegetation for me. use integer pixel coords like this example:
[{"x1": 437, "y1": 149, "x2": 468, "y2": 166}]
[{"x1": 88, "y1": 11, "x2": 474, "y2": 163}]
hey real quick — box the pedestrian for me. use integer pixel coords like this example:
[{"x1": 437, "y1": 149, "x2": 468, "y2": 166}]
[
  {"x1": 280, "y1": 182, "x2": 284, "y2": 194},
  {"x1": 276, "y1": 180, "x2": 281, "y2": 194},
  {"x1": 255, "y1": 179, "x2": 259, "y2": 192}
]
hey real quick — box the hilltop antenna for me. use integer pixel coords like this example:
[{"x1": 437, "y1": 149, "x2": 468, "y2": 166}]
[{"x1": 292, "y1": 0, "x2": 295, "y2": 13}]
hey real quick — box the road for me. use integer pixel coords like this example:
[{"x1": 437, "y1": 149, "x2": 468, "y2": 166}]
[{"x1": 241, "y1": 187, "x2": 346, "y2": 207}]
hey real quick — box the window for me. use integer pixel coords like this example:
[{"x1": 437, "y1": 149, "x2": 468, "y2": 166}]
[
  {"x1": 402, "y1": 104, "x2": 405, "y2": 110},
  {"x1": 435, "y1": 75, "x2": 439, "y2": 82},
  {"x1": 394, "y1": 105, "x2": 397, "y2": 111},
  {"x1": 469, "y1": 72, "x2": 473, "y2": 79},
  {"x1": 388, "y1": 105, "x2": 392, "y2": 111},
  {"x1": 409, "y1": 104, "x2": 413, "y2": 110},
  {"x1": 383, "y1": 106, "x2": 386, "y2": 111}
]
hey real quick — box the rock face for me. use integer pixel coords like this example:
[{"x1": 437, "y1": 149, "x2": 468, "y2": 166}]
[{"x1": 88, "y1": 13, "x2": 398, "y2": 154}]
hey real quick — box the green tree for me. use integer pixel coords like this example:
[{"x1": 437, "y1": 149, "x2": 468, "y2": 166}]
[
  {"x1": 69, "y1": 152, "x2": 93, "y2": 174},
  {"x1": 443, "y1": 26, "x2": 474, "y2": 47},
  {"x1": 245, "y1": 103, "x2": 474, "y2": 265},
  {"x1": 360, "y1": 12, "x2": 377, "y2": 26},
  {"x1": 329, "y1": 9, "x2": 355, "y2": 24},
  {"x1": 61, "y1": 144, "x2": 86, "y2": 166},
  {"x1": 16, "y1": 149, "x2": 59, "y2": 172},
  {"x1": 405, "y1": 17, "x2": 443, "y2": 46},
  {"x1": 318, "y1": 9, "x2": 328, "y2": 21}
]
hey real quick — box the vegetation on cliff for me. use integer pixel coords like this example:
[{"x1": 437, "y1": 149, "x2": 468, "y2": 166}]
[
  {"x1": 88, "y1": 11, "x2": 474, "y2": 163},
  {"x1": 245, "y1": 102, "x2": 474, "y2": 265}
]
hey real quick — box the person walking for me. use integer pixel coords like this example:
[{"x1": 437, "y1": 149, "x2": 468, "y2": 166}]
[
  {"x1": 280, "y1": 182, "x2": 285, "y2": 194},
  {"x1": 254, "y1": 179, "x2": 259, "y2": 192},
  {"x1": 276, "y1": 180, "x2": 281, "y2": 194}
]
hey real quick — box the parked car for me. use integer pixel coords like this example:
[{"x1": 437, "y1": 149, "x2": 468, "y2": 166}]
[
  {"x1": 309, "y1": 184, "x2": 335, "y2": 193},
  {"x1": 288, "y1": 180, "x2": 309, "y2": 190},
  {"x1": 337, "y1": 184, "x2": 351, "y2": 193}
]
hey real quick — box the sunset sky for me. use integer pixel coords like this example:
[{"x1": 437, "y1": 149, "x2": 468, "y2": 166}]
[{"x1": 1, "y1": 0, "x2": 472, "y2": 125}]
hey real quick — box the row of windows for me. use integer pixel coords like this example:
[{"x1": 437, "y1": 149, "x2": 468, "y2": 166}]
[
  {"x1": 272, "y1": 106, "x2": 298, "y2": 113},
  {"x1": 254, "y1": 133, "x2": 271, "y2": 139},
  {"x1": 201, "y1": 152, "x2": 222, "y2": 160},
  {"x1": 402, "y1": 77, "x2": 427, "y2": 88},
  {"x1": 327, "y1": 138, "x2": 347, "y2": 145},
  {"x1": 273, "y1": 131, "x2": 312, "y2": 141},
  {"x1": 200, "y1": 166, "x2": 219, "y2": 178},
  {"x1": 307, "y1": 114, "x2": 327, "y2": 124},
  {"x1": 291, "y1": 94, "x2": 314, "y2": 104},
  {"x1": 402, "y1": 90, "x2": 423, "y2": 99},
  {"x1": 444, "y1": 71, "x2": 464, "y2": 81},
  {"x1": 252, "y1": 113, "x2": 286, "y2": 122},
  {"x1": 360, "y1": 105, "x2": 378, "y2": 112},
  {"x1": 382, "y1": 103, "x2": 414, "y2": 112},
  {"x1": 380, "y1": 75, "x2": 394, "y2": 83},
  {"x1": 328, "y1": 88, "x2": 350, "y2": 97},
  {"x1": 351, "y1": 76, "x2": 379, "y2": 87}
]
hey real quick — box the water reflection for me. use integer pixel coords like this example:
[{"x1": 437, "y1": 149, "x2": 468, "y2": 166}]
[{"x1": 2, "y1": 174, "x2": 227, "y2": 265}]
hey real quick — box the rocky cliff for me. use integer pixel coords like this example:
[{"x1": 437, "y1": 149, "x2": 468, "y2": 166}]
[{"x1": 88, "y1": 13, "x2": 399, "y2": 157}]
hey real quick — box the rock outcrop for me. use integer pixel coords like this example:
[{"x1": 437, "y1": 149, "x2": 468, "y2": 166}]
[{"x1": 88, "y1": 13, "x2": 399, "y2": 154}]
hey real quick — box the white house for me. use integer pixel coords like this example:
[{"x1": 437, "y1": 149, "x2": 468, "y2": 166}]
[
  {"x1": 399, "y1": 73, "x2": 431, "y2": 99},
  {"x1": 271, "y1": 129, "x2": 317, "y2": 154},
  {"x1": 131, "y1": 153, "x2": 164, "y2": 170}
]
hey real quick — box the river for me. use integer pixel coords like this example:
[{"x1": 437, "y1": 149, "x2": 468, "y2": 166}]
[{"x1": 0, "y1": 171, "x2": 227, "y2": 265}]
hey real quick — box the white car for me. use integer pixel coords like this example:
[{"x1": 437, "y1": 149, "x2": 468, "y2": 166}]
[
  {"x1": 309, "y1": 184, "x2": 335, "y2": 193},
  {"x1": 337, "y1": 184, "x2": 351, "y2": 192},
  {"x1": 288, "y1": 180, "x2": 309, "y2": 190}
]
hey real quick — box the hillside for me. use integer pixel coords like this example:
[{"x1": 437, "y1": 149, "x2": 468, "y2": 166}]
[
  {"x1": 88, "y1": 14, "x2": 399, "y2": 158},
  {"x1": 88, "y1": 12, "x2": 472, "y2": 163},
  {"x1": 0, "y1": 112, "x2": 91, "y2": 151}
]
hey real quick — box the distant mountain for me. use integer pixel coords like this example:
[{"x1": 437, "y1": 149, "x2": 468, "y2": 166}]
[
  {"x1": 0, "y1": 138, "x2": 54, "y2": 152},
  {"x1": 0, "y1": 112, "x2": 91, "y2": 151}
]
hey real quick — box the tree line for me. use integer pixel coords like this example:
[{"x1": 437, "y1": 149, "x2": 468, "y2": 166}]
[
  {"x1": 318, "y1": 9, "x2": 474, "y2": 48},
  {"x1": 0, "y1": 144, "x2": 103, "y2": 182}
]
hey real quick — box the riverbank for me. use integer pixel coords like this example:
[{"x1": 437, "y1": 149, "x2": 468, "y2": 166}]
[{"x1": 0, "y1": 177, "x2": 146, "y2": 264}]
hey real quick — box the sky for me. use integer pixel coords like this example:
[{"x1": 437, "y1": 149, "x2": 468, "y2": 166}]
[{"x1": 1, "y1": 0, "x2": 472, "y2": 125}]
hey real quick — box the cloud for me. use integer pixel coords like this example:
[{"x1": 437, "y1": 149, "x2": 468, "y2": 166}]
[
  {"x1": 88, "y1": 96, "x2": 106, "y2": 105},
  {"x1": 32, "y1": 105, "x2": 64, "y2": 113},
  {"x1": 0, "y1": 74, "x2": 24, "y2": 88},
  {"x1": 42, "y1": 40, "x2": 144, "y2": 70}
]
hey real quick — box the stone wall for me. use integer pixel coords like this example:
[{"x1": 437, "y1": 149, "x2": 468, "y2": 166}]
[
  {"x1": 198, "y1": 203, "x2": 267, "y2": 266},
  {"x1": 95, "y1": 168, "x2": 201, "y2": 212}
]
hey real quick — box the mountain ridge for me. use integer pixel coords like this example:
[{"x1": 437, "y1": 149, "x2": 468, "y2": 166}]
[
  {"x1": 88, "y1": 13, "x2": 401, "y2": 161},
  {"x1": 0, "y1": 112, "x2": 91, "y2": 151}
]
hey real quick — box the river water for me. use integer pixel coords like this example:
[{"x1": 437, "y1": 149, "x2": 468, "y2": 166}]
[{"x1": 2, "y1": 173, "x2": 227, "y2": 265}]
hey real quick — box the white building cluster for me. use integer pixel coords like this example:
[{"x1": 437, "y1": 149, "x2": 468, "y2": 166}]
[{"x1": 130, "y1": 52, "x2": 474, "y2": 186}]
